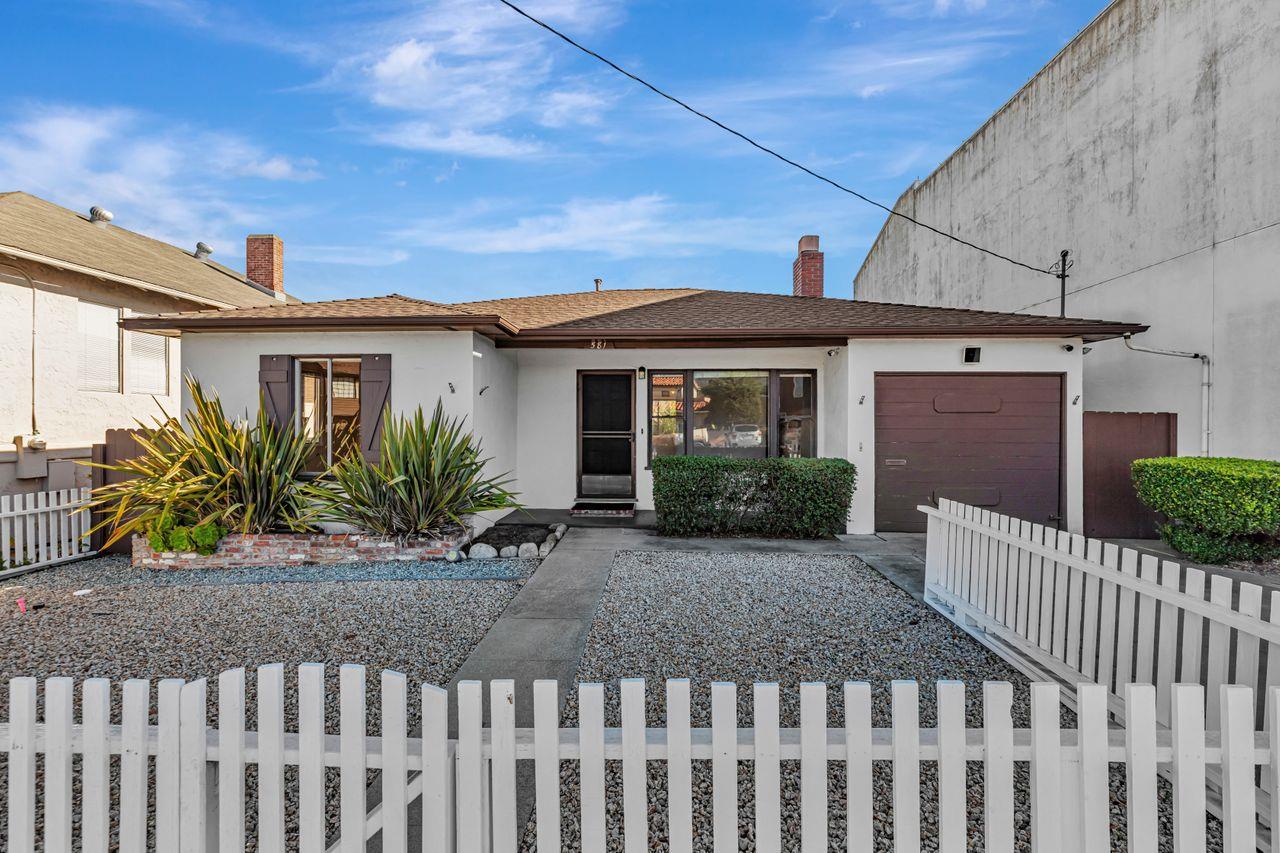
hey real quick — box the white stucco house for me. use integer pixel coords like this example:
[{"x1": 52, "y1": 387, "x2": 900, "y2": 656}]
[
  {"x1": 124, "y1": 238, "x2": 1145, "y2": 534},
  {"x1": 0, "y1": 191, "x2": 296, "y2": 494}
]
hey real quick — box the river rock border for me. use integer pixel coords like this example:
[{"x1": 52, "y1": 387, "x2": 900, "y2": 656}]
[
  {"x1": 133, "y1": 530, "x2": 471, "y2": 570},
  {"x1": 460, "y1": 523, "x2": 567, "y2": 561}
]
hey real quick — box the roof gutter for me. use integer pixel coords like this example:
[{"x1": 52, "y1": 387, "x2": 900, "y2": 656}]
[
  {"x1": 121, "y1": 313, "x2": 518, "y2": 336},
  {"x1": 514, "y1": 323, "x2": 1148, "y2": 341},
  {"x1": 0, "y1": 244, "x2": 236, "y2": 309}
]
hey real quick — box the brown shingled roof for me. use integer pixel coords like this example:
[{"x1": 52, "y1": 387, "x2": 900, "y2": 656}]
[
  {"x1": 455, "y1": 288, "x2": 1143, "y2": 338},
  {"x1": 124, "y1": 286, "x2": 1145, "y2": 342},
  {"x1": 0, "y1": 191, "x2": 294, "y2": 308},
  {"x1": 124, "y1": 293, "x2": 514, "y2": 335}
]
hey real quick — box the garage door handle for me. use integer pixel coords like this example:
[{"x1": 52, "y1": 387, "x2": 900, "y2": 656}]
[{"x1": 883, "y1": 459, "x2": 907, "y2": 466}]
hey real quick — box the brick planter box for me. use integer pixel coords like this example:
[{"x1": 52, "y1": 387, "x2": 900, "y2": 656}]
[{"x1": 132, "y1": 530, "x2": 470, "y2": 570}]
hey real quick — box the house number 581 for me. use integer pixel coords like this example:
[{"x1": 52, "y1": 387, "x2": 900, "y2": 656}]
[{"x1": 587, "y1": 339, "x2": 609, "y2": 349}]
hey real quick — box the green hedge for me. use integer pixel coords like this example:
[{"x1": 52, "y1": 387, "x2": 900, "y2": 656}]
[
  {"x1": 652, "y1": 456, "x2": 856, "y2": 538},
  {"x1": 1132, "y1": 456, "x2": 1280, "y2": 563}
]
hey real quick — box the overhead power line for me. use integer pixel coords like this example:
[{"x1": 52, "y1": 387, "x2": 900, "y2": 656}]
[{"x1": 495, "y1": 0, "x2": 1056, "y2": 278}]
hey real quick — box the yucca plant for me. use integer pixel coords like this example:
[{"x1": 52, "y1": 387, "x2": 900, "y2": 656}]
[
  {"x1": 308, "y1": 401, "x2": 519, "y2": 537},
  {"x1": 87, "y1": 376, "x2": 320, "y2": 549}
]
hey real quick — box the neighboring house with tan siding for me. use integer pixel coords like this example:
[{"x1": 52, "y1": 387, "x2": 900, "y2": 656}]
[{"x1": 0, "y1": 191, "x2": 297, "y2": 494}]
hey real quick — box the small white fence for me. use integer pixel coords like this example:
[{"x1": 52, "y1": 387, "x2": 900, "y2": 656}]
[
  {"x1": 921, "y1": 498, "x2": 1280, "y2": 836},
  {"x1": 4, "y1": 666, "x2": 1276, "y2": 852},
  {"x1": 0, "y1": 487, "x2": 95, "y2": 576}
]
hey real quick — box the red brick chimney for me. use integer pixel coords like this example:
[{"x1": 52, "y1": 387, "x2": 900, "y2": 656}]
[
  {"x1": 792, "y1": 235, "x2": 823, "y2": 298},
  {"x1": 246, "y1": 234, "x2": 285, "y2": 298}
]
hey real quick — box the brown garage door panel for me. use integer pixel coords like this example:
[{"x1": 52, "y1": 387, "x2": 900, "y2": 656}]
[{"x1": 875, "y1": 373, "x2": 1064, "y2": 533}]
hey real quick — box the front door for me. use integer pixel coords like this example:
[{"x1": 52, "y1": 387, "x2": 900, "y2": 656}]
[{"x1": 577, "y1": 371, "x2": 635, "y2": 499}]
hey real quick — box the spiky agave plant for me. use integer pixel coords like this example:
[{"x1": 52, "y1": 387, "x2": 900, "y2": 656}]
[
  {"x1": 86, "y1": 376, "x2": 320, "y2": 548},
  {"x1": 309, "y1": 401, "x2": 519, "y2": 537}
]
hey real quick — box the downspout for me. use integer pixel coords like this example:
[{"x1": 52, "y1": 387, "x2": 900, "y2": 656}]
[
  {"x1": 0, "y1": 262, "x2": 38, "y2": 437},
  {"x1": 1122, "y1": 333, "x2": 1211, "y2": 456}
]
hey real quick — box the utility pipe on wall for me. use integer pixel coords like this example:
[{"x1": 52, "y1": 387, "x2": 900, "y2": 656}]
[
  {"x1": 1122, "y1": 333, "x2": 1211, "y2": 456},
  {"x1": 0, "y1": 262, "x2": 39, "y2": 437}
]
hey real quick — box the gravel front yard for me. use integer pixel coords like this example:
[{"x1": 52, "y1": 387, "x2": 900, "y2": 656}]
[
  {"x1": 0, "y1": 553, "x2": 523, "y2": 850},
  {"x1": 519, "y1": 549, "x2": 1218, "y2": 852}
]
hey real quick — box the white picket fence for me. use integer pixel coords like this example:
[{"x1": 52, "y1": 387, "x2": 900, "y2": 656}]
[
  {"x1": 921, "y1": 498, "x2": 1280, "y2": 837},
  {"x1": 0, "y1": 487, "x2": 95, "y2": 575},
  {"x1": 4, "y1": 666, "x2": 1277, "y2": 852}
]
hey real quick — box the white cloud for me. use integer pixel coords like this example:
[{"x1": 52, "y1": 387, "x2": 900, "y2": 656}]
[
  {"x1": 370, "y1": 122, "x2": 544, "y2": 159},
  {"x1": 327, "y1": 0, "x2": 626, "y2": 158},
  {"x1": 393, "y1": 193, "x2": 843, "y2": 259},
  {"x1": 0, "y1": 102, "x2": 318, "y2": 251}
]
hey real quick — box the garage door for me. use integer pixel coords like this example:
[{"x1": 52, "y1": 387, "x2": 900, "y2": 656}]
[{"x1": 875, "y1": 374, "x2": 1063, "y2": 532}]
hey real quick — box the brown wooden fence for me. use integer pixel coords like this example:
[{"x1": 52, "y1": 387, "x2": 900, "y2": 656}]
[
  {"x1": 89, "y1": 428, "x2": 147, "y2": 553},
  {"x1": 1082, "y1": 411, "x2": 1176, "y2": 539}
]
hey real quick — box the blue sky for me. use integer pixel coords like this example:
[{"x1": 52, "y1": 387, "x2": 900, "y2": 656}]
[{"x1": 3, "y1": 0, "x2": 1105, "y2": 303}]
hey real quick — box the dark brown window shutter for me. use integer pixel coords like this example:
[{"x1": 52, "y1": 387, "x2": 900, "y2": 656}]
[
  {"x1": 360, "y1": 354, "x2": 392, "y2": 462},
  {"x1": 259, "y1": 355, "x2": 294, "y2": 429}
]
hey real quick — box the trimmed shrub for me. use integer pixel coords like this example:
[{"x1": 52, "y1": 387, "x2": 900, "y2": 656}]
[
  {"x1": 1132, "y1": 456, "x2": 1280, "y2": 563},
  {"x1": 652, "y1": 456, "x2": 856, "y2": 538}
]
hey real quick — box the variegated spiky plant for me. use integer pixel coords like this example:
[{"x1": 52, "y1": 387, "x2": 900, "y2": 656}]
[
  {"x1": 86, "y1": 376, "x2": 320, "y2": 548},
  {"x1": 307, "y1": 401, "x2": 519, "y2": 537}
]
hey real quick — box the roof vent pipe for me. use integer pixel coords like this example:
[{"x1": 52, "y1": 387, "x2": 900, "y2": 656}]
[
  {"x1": 194, "y1": 242, "x2": 213, "y2": 260},
  {"x1": 88, "y1": 206, "x2": 114, "y2": 227},
  {"x1": 594, "y1": 278, "x2": 603, "y2": 292}
]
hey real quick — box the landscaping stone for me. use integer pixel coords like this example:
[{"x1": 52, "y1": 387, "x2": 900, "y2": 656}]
[
  {"x1": 553, "y1": 523, "x2": 568, "y2": 540},
  {"x1": 538, "y1": 540, "x2": 553, "y2": 557},
  {"x1": 468, "y1": 542, "x2": 498, "y2": 560},
  {"x1": 499, "y1": 545, "x2": 519, "y2": 558},
  {"x1": 445, "y1": 549, "x2": 463, "y2": 562},
  {"x1": 518, "y1": 542, "x2": 539, "y2": 558},
  {"x1": 132, "y1": 529, "x2": 469, "y2": 570}
]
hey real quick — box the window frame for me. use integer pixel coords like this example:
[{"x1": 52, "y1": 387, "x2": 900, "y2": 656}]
[
  {"x1": 646, "y1": 368, "x2": 818, "y2": 465},
  {"x1": 294, "y1": 355, "x2": 363, "y2": 471},
  {"x1": 127, "y1": 330, "x2": 169, "y2": 396},
  {"x1": 77, "y1": 299, "x2": 123, "y2": 393}
]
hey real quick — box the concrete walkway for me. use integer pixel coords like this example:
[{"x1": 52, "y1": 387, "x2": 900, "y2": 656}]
[
  {"x1": 387, "y1": 527, "x2": 644, "y2": 849},
  {"x1": 377, "y1": 525, "x2": 925, "y2": 849}
]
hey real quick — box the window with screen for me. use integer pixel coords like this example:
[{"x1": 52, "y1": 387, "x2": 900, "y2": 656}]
[
  {"x1": 78, "y1": 301, "x2": 121, "y2": 392},
  {"x1": 648, "y1": 369, "x2": 817, "y2": 462},
  {"x1": 128, "y1": 331, "x2": 168, "y2": 395}
]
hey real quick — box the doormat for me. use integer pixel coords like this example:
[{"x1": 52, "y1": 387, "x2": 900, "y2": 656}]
[{"x1": 570, "y1": 502, "x2": 636, "y2": 517}]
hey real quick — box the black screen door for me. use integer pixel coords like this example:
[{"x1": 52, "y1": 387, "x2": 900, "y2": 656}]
[{"x1": 578, "y1": 371, "x2": 635, "y2": 498}]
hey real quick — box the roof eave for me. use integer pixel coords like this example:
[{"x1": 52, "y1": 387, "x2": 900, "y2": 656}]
[
  {"x1": 0, "y1": 244, "x2": 241, "y2": 309},
  {"x1": 506, "y1": 323, "x2": 1148, "y2": 343},
  {"x1": 120, "y1": 313, "x2": 516, "y2": 336}
]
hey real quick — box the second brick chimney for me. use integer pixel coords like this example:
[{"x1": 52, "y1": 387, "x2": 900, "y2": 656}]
[
  {"x1": 792, "y1": 235, "x2": 823, "y2": 298},
  {"x1": 246, "y1": 234, "x2": 285, "y2": 300}
]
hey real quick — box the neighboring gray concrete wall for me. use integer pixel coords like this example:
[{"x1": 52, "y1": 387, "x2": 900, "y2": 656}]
[{"x1": 853, "y1": 0, "x2": 1280, "y2": 460}]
